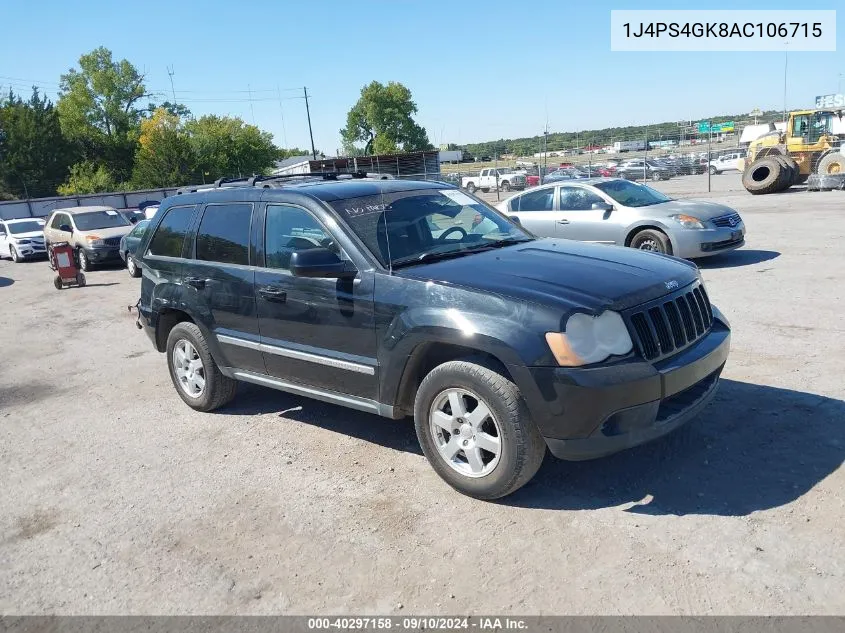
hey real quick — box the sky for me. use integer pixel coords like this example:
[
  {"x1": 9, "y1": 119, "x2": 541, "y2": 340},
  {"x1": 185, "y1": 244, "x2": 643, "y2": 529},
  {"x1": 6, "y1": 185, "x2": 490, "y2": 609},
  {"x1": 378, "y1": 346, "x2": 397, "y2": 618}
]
[{"x1": 0, "y1": 0, "x2": 842, "y2": 154}]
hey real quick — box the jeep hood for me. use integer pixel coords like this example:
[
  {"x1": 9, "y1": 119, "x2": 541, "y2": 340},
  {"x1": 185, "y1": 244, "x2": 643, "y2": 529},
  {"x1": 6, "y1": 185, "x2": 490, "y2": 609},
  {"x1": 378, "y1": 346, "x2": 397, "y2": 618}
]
[{"x1": 396, "y1": 238, "x2": 700, "y2": 313}]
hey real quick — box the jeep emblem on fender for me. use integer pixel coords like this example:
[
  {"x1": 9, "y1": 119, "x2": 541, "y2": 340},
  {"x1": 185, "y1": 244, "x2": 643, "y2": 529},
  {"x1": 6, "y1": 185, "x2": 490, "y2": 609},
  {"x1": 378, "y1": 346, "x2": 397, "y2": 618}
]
[{"x1": 665, "y1": 280, "x2": 679, "y2": 290}]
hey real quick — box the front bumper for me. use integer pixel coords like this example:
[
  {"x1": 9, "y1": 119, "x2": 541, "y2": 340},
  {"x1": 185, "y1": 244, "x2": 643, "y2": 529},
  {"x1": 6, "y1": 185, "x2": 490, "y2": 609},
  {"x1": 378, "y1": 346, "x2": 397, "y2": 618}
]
[
  {"x1": 670, "y1": 223, "x2": 745, "y2": 258},
  {"x1": 11, "y1": 241, "x2": 47, "y2": 258},
  {"x1": 83, "y1": 247, "x2": 122, "y2": 263},
  {"x1": 514, "y1": 316, "x2": 730, "y2": 461}
]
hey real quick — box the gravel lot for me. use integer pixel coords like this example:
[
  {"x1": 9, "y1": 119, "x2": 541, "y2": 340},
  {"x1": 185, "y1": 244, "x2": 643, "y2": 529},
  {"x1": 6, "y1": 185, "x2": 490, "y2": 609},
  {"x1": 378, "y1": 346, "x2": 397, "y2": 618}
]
[{"x1": 1, "y1": 173, "x2": 844, "y2": 615}]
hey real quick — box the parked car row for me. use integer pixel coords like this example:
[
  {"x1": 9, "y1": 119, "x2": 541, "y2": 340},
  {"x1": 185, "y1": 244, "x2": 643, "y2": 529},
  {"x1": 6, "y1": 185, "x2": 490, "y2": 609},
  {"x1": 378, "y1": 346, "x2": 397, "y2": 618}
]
[{"x1": 0, "y1": 200, "x2": 160, "y2": 278}]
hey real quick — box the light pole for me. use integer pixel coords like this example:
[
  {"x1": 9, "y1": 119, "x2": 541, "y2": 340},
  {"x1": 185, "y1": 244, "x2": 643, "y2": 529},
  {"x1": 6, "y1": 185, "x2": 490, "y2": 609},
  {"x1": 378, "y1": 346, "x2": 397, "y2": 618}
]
[{"x1": 783, "y1": 41, "x2": 789, "y2": 123}]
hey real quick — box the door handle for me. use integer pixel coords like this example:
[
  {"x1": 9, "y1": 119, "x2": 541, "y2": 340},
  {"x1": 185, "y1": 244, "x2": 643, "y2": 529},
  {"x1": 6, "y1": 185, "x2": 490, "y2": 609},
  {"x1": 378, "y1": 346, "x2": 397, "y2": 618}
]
[
  {"x1": 184, "y1": 277, "x2": 207, "y2": 289},
  {"x1": 556, "y1": 219, "x2": 570, "y2": 225},
  {"x1": 258, "y1": 287, "x2": 287, "y2": 303}
]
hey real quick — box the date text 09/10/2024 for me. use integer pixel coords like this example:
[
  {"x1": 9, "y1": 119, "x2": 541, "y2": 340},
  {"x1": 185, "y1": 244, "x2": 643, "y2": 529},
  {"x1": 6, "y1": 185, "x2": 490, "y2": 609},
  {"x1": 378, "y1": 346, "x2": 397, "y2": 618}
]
[{"x1": 307, "y1": 617, "x2": 528, "y2": 630}]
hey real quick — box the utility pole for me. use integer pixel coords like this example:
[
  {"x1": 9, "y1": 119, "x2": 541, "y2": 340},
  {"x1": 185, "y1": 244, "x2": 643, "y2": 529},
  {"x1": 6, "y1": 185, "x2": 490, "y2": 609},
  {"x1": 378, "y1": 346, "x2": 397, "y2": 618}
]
[
  {"x1": 166, "y1": 66, "x2": 176, "y2": 103},
  {"x1": 707, "y1": 121, "x2": 713, "y2": 193},
  {"x1": 248, "y1": 84, "x2": 256, "y2": 125},
  {"x1": 276, "y1": 84, "x2": 289, "y2": 148},
  {"x1": 304, "y1": 87, "x2": 316, "y2": 160},
  {"x1": 541, "y1": 124, "x2": 549, "y2": 185},
  {"x1": 783, "y1": 42, "x2": 789, "y2": 123}
]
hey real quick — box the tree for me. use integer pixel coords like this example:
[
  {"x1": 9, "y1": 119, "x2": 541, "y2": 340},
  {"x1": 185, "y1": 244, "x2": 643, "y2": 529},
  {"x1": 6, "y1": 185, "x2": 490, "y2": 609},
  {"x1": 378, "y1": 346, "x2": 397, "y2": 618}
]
[
  {"x1": 0, "y1": 88, "x2": 73, "y2": 198},
  {"x1": 186, "y1": 115, "x2": 278, "y2": 179},
  {"x1": 131, "y1": 108, "x2": 195, "y2": 188},
  {"x1": 340, "y1": 81, "x2": 432, "y2": 155},
  {"x1": 57, "y1": 47, "x2": 148, "y2": 181},
  {"x1": 57, "y1": 161, "x2": 117, "y2": 195}
]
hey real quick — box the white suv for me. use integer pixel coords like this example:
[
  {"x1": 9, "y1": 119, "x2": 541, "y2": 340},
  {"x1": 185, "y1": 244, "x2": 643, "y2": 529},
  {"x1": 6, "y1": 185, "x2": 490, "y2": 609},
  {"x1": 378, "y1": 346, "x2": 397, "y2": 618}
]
[
  {"x1": 709, "y1": 152, "x2": 746, "y2": 175},
  {"x1": 0, "y1": 218, "x2": 47, "y2": 262}
]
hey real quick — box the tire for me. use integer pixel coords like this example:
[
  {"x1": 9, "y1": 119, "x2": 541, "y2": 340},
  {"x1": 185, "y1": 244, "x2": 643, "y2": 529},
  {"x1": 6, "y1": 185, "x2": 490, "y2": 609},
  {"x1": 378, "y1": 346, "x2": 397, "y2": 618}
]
[
  {"x1": 651, "y1": 171, "x2": 661, "y2": 181},
  {"x1": 77, "y1": 248, "x2": 91, "y2": 271},
  {"x1": 76, "y1": 272, "x2": 86, "y2": 287},
  {"x1": 771, "y1": 155, "x2": 797, "y2": 190},
  {"x1": 166, "y1": 322, "x2": 237, "y2": 412},
  {"x1": 126, "y1": 254, "x2": 141, "y2": 278},
  {"x1": 742, "y1": 158, "x2": 783, "y2": 195},
  {"x1": 630, "y1": 228, "x2": 671, "y2": 255},
  {"x1": 816, "y1": 152, "x2": 845, "y2": 176},
  {"x1": 465, "y1": 182, "x2": 476, "y2": 194},
  {"x1": 709, "y1": 165, "x2": 717, "y2": 175},
  {"x1": 53, "y1": 275, "x2": 63, "y2": 290},
  {"x1": 10, "y1": 245, "x2": 22, "y2": 263},
  {"x1": 413, "y1": 358, "x2": 546, "y2": 500},
  {"x1": 500, "y1": 181, "x2": 510, "y2": 192}
]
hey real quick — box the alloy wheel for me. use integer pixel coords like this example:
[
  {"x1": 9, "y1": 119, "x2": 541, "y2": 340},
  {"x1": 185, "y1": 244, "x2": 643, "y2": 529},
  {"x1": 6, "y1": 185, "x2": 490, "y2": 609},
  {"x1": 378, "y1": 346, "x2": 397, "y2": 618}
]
[
  {"x1": 172, "y1": 339, "x2": 206, "y2": 398},
  {"x1": 428, "y1": 388, "x2": 502, "y2": 478}
]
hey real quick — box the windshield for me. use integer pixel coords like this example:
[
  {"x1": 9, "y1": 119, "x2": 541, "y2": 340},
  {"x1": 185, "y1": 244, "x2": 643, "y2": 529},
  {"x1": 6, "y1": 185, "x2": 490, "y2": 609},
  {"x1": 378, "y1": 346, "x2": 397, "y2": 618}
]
[
  {"x1": 594, "y1": 179, "x2": 672, "y2": 207},
  {"x1": 73, "y1": 210, "x2": 131, "y2": 231},
  {"x1": 329, "y1": 188, "x2": 532, "y2": 268},
  {"x1": 8, "y1": 220, "x2": 44, "y2": 234}
]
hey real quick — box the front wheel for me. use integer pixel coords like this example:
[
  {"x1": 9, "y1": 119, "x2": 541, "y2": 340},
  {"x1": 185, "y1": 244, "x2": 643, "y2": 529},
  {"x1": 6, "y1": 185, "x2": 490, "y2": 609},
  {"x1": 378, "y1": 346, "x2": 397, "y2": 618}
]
[
  {"x1": 10, "y1": 245, "x2": 22, "y2": 263},
  {"x1": 709, "y1": 166, "x2": 717, "y2": 175},
  {"x1": 77, "y1": 249, "x2": 91, "y2": 271},
  {"x1": 500, "y1": 181, "x2": 510, "y2": 192},
  {"x1": 166, "y1": 322, "x2": 237, "y2": 412},
  {"x1": 630, "y1": 228, "x2": 671, "y2": 254},
  {"x1": 414, "y1": 358, "x2": 546, "y2": 500},
  {"x1": 126, "y1": 254, "x2": 141, "y2": 278}
]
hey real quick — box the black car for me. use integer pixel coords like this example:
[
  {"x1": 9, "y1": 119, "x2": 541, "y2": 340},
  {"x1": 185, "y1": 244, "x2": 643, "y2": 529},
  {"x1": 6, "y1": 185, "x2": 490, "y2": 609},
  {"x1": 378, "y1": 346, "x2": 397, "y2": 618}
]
[
  {"x1": 119, "y1": 218, "x2": 150, "y2": 277},
  {"x1": 136, "y1": 174, "x2": 730, "y2": 499}
]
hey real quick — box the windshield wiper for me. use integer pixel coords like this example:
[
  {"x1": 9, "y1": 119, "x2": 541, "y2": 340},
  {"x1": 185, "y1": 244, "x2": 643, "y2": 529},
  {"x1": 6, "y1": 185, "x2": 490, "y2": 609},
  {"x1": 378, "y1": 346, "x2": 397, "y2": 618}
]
[{"x1": 391, "y1": 238, "x2": 531, "y2": 269}]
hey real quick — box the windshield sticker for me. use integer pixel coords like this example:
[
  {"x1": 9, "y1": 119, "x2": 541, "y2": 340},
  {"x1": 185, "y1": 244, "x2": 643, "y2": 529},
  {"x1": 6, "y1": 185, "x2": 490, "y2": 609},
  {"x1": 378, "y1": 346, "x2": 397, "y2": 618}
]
[
  {"x1": 105, "y1": 210, "x2": 118, "y2": 216},
  {"x1": 343, "y1": 203, "x2": 386, "y2": 218},
  {"x1": 439, "y1": 189, "x2": 477, "y2": 206}
]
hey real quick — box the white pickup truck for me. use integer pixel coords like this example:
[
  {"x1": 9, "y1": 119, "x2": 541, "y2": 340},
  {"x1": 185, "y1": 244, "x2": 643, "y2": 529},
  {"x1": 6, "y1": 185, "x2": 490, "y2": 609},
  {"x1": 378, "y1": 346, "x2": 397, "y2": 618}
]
[{"x1": 461, "y1": 168, "x2": 526, "y2": 194}]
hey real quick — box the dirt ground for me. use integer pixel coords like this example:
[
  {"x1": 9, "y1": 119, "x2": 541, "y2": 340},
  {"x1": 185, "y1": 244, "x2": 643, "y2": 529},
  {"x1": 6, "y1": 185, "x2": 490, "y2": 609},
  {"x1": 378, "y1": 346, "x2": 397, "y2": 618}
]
[{"x1": 1, "y1": 173, "x2": 843, "y2": 615}]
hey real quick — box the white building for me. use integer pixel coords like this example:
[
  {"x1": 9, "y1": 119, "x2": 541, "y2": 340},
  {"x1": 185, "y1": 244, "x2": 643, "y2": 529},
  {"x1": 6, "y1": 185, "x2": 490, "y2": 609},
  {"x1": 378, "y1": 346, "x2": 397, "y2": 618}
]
[{"x1": 272, "y1": 155, "x2": 314, "y2": 176}]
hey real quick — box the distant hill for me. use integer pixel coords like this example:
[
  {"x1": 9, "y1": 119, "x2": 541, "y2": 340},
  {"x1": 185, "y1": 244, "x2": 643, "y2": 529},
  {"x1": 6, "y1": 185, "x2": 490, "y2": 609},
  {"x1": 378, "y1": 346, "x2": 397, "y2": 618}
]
[{"x1": 458, "y1": 110, "x2": 785, "y2": 158}]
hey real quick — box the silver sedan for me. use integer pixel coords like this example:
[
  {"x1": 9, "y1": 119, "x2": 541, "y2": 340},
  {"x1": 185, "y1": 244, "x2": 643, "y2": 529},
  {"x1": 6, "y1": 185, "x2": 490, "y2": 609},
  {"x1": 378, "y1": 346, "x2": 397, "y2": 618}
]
[{"x1": 494, "y1": 178, "x2": 745, "y2": 258}]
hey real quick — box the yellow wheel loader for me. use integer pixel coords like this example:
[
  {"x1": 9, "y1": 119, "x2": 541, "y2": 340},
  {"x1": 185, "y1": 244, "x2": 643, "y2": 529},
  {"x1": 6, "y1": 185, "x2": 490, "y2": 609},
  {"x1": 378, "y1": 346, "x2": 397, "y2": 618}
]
[{"x1": 742, "y1": 109, "x2": 845, "y2": 194}]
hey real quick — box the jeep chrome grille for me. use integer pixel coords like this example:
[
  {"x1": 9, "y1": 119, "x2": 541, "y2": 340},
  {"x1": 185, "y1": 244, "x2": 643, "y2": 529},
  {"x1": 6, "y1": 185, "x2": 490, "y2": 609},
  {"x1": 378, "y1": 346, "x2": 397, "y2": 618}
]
[{"x1": 626, "y1": 282, "x2": 713, "y2": 362}]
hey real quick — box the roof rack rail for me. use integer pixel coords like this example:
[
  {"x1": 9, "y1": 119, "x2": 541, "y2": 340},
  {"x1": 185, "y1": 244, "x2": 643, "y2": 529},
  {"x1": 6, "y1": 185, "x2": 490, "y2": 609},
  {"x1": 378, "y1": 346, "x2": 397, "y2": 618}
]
[{"x1": 247, "y1": 170, "x2": 374, "y2": 187}]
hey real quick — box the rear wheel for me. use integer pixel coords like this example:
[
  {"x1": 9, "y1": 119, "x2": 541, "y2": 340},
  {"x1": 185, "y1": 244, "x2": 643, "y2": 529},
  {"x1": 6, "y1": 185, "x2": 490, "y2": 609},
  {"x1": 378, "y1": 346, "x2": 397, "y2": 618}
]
[
  {"x1": 630, "y1": 228, "x2": 671, "y2": 255},
  {"x1": 709, "y1": 165, "x2": 717, "y2": 175},
  {"x1": 465, "y1": 182, "x2": 476, "y2": 194},
  {"x1": 166, "y1": 322, "x2": 237, "y2": 412},
  {"x1": 816, "y1": 152, "x2": 845, "y2": 176},
  {"x1": 53, "y1": 275, "x2": 63, "y2": 290},
  {"x1": 414, "y1": 358, "x2": 546, "y2": 500},
  {"x1": 500, "y1": 181, "x2": 510, "y2": 192},
  {"x1": 76, "y1": 272, "x2": 86, "y2": 287}
]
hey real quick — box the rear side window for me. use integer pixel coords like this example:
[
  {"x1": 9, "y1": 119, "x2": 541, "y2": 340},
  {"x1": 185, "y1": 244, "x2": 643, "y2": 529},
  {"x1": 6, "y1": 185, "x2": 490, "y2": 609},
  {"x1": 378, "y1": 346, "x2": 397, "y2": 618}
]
[
  {"x1": 147, "y1": 206, "x2": 195, "y2": 258},
  {"x1": 195, "y1": 203, "x2": 252, "y2": 266},
  {"x1": 512, "y1": 188, "x2": 555, "y2": 212}
]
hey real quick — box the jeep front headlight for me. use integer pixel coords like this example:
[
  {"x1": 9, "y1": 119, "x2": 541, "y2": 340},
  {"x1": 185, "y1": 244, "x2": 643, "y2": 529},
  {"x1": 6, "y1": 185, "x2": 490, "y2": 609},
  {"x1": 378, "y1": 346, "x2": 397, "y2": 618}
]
[{"x1": 545, "y1": 311, "x2": 633, "y2": 367}]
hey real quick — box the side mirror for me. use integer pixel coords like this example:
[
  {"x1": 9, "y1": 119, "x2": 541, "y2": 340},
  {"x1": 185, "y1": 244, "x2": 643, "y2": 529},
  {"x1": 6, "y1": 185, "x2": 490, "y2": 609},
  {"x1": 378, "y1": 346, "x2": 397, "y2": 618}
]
[
  {"x1": 290, "y1": 247, "x2": 357, "y2": 279},
  {"x1": 60, "y1": 224, "x2": 73, "y2": 233},
  {"x1": 592, "y1": 202, "x2": 613, "y2": 212}
]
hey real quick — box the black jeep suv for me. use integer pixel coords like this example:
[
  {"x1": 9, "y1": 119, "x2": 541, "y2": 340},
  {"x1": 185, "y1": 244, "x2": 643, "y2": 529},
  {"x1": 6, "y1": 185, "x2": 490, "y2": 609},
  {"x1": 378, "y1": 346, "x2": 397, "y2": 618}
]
[{"x1": 136, "y1": 173, "x2": 730, "y2": 499}]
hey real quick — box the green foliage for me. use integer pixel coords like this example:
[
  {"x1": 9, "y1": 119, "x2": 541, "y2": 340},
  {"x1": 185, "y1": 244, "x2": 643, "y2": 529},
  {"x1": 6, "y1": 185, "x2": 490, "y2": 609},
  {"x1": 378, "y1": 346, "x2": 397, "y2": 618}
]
[
  {"x1": 57, "y1": 47, "x2": 148, "y2": 181},
  {"x1": 186, "y1": 115, "x2": 278, "y2": 179},
  {"x1": 0, "y1": 88, "x2": 73, "y2": 198},
  {"x1": 57, "y1": 161, "x2": 118, "y2": 195},
  {"x1": 340, "y1": 81, "x2": 432, "y2": 155},
  {"x1": 131, "y1": 108, "x2": 196, "y2": 189}
]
